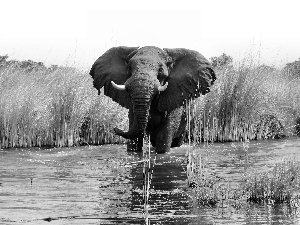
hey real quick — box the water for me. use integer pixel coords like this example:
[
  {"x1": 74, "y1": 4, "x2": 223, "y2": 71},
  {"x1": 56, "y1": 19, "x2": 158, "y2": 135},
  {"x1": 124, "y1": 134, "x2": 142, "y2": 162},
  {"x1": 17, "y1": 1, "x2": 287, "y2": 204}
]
[{"x1": 1, "y1": 137, "x2": 300, "y2": 224}]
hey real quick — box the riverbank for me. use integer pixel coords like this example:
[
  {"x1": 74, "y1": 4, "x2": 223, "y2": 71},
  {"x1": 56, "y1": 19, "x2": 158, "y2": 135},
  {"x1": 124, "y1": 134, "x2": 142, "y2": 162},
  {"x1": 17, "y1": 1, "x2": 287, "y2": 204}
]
[{"x1": 0, "y1": 55, "x2": 299, "y2": 148}]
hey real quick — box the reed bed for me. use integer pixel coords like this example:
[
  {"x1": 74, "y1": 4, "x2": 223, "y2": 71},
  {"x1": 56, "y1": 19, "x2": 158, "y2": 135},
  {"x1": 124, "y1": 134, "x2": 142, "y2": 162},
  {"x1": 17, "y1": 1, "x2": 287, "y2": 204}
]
[
  {"x1": 0, "y1": 54, "x2": 299, "y2": 148},
  {"x1": 190, "y1": 59, "x2": 300, "y2": 144},
  {"x1": 242, "y1": 160, "x2": 300, "y2": 204},
  {"x1": 189, "y1": 150, "x2": 300, "y2": 208},
  {"x1": 187, "y1": 151, "x2": 245, "y2": 208},
  {"x1": 80, "y1": 94, "x2": 128, "y2": 145},
  {"x1": 0, "y1": 64, "x2": 128, "y2": 148}
]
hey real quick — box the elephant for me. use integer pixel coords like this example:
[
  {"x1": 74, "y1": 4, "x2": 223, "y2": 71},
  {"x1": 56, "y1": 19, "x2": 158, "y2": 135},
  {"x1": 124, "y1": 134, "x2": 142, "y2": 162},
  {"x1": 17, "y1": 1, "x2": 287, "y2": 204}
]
[{"x1": 90, "y1": 46, "x2": 216, "y2": 153}]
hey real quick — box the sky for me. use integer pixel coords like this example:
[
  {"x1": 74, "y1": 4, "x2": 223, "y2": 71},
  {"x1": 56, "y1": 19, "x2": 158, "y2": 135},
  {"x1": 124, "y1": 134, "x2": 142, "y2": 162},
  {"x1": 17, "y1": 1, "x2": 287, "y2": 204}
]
[{"x1": 1, "y1": 0, "x2": 300, "y2": 69}]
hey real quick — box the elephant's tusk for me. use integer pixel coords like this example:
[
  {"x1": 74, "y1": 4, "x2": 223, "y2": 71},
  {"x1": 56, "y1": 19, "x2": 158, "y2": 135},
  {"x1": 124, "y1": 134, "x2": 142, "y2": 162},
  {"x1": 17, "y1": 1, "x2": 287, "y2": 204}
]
[
  {"x1": 158, "y1": 82, "x2": 168, "y2": 92},
  {"x1": 111, "y1": 81, "x2": 126, "y2": 91}
]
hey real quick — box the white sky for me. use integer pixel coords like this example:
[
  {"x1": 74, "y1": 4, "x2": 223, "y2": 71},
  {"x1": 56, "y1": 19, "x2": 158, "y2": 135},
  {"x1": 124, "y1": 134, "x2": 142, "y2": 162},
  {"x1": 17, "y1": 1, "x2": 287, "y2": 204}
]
[{"x1": 1, "y1": 0, "x2": 300, "y2": 69}]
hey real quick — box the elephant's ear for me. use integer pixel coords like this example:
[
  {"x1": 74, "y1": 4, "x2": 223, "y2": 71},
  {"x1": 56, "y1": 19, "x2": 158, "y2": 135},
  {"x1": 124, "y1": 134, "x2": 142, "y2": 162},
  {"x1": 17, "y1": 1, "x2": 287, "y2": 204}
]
[
  {"x1": 158, "y1": 48, "x2": 216, "y2": 112},
  {"x1": 90, "y1": 46, "x2": 139, "y2": 109}
]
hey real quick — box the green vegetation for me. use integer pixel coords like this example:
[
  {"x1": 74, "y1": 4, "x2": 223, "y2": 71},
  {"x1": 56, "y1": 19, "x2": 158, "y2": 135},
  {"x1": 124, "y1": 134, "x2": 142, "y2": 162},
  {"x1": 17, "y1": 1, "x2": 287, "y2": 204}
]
[{"x1": 0, "y1": 53, "x2": 299, "y2": 148}]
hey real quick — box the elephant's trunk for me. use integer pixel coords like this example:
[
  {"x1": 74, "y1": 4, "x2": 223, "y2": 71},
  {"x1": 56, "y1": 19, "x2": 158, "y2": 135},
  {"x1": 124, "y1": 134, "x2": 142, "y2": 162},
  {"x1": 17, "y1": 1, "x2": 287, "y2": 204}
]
[
  {"x1": 114, "y1": 82, "x2": 154, "y2": 139},
  {"x1": 132, "y1": 98, "x2": 151, "y2": 132},
  {"x1": 115, "y1": 99, "x2": 150, "y2": 139}
]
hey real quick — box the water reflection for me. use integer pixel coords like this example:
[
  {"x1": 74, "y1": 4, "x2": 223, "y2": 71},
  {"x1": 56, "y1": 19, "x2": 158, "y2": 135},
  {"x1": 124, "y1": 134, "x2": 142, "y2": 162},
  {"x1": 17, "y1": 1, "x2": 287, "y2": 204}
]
[
  {"x1": 0, "y1": 137, "x2": 300, "y2": 224},
  {"x1": 128, "y1": 150, "x2": 191, "y2": 223}
]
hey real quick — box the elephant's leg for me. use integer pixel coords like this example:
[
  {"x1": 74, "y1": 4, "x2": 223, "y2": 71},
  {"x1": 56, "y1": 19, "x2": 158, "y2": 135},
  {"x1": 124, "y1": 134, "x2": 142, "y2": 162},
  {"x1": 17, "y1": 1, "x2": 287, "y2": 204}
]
[
  {"x1": 154, "y1": 107, "x2": 183, "y2": 153},
  {"x1": 147, "y1": 111, "x2": 166, "y2": 148},
  {"x1": 171, "y1": 130, "x2": 186, "y2": 147},
  {"x1": 127, "y1": 136, "x2": 144, "y2": 151},
  {"x1": 171, "y1": 109, "x2": 188, "y2": 147},
  {"x1": 150, "y1": 135, "x2": 156, "y2": 147},
  {"x1": 154, "y1": 128, "x2": 173, "y2": 153}
]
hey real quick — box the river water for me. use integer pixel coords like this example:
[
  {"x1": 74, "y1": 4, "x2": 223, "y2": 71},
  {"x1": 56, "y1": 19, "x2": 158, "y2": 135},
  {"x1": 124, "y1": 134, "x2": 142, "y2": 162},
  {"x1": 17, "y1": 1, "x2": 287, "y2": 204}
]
[{"x1": 1, "y1": 137, "x2": 300, "y2": 224}]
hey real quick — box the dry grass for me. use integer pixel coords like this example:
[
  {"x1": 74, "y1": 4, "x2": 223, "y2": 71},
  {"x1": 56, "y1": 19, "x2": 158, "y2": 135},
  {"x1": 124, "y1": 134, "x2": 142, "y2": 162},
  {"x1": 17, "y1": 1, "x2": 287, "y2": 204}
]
[
  {"x1": 189, "y1": 150, "x2": 300, "y2": 208},
  {"x1": 242, "y1": 160, "x2": 300, "y2": 204},
  {"x1": 0, "y1": 65, "x2": 128, "y2": 148},
  {"x1": 190, "y1": 59, "x2": 300, "y2": 143},
  {"x1": 187, "y1": 151, "x2": 245, "y2": 208}
]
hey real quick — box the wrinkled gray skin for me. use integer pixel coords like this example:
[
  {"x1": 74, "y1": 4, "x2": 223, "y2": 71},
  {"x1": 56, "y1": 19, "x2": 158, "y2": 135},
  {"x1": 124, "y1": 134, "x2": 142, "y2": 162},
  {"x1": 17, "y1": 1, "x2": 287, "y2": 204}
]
[{"x1": 90, "y1": 46, "x2": 216, "y2": 153}]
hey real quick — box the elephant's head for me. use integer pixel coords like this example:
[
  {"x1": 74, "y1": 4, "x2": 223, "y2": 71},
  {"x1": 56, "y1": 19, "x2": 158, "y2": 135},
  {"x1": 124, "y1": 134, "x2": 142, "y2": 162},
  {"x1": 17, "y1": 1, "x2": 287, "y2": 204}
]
[{"x1": 90, "y1": 46, "x2": 216, "y2": 139}]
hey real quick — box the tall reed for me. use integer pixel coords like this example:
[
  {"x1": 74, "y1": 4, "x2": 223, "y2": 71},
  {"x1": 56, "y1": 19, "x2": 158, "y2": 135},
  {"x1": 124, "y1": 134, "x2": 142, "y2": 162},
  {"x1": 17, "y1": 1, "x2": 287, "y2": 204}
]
[
  {"x1": 0, "y1": 64, "x2": 128, "y2": 148},
  {"x1": 190, "y1": 59, "x2": 299, "y2": 143},
  {"x1": 80, "y1": 93, "x2": 128, "y2": 145}
]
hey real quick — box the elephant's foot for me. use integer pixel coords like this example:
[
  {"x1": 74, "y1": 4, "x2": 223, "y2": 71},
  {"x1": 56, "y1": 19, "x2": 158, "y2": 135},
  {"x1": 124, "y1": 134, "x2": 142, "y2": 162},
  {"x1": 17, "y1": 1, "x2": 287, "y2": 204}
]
[
  {"x1": 127, "y1": 137, "x2": 144, "y2": 152},
  {"x1": 150, "y1": 127, "x2": 173, "y2": 154},
  {"x1": 155, "y1": 134, "x2": 185, "y2": 153},
  {"x1": 171, "y1": 132, "x2": 186, "y2": 147},
  {"x1": 154, "y1": 134, "x2": 173, "y2": 154},
  {"x1": 155, "y1": 145, "x2": 170, "y2": 154}
]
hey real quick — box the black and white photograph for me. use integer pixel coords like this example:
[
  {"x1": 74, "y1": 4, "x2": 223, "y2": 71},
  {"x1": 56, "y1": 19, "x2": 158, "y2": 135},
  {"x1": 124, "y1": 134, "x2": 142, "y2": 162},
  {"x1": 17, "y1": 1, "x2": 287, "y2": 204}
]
[{"x1": 1, "y1": 0, "x2": 300, "y2": 224}]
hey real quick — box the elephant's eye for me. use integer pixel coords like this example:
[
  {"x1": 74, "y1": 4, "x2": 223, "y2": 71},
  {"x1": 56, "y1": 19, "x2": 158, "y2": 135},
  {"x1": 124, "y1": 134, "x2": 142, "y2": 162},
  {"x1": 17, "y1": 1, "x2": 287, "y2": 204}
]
[
  {"x1": 126, "y1": 62, "x2": 132, "y2": 74},
  {"x1": 157, "y1": 65, "x2": 168, "y2": 83},
  {"x1": 158, "y1": 67, "x2": 163, "y2": 74},
  {"x1": 157, "y1": 73, "x2": 167, "y2": 85}
]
